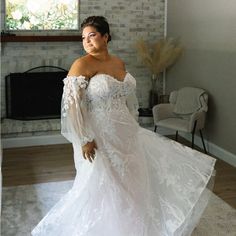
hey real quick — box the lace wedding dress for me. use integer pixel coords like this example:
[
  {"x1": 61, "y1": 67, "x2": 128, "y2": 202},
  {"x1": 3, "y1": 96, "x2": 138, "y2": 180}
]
[{"x1": 31, "y1": 73, "x2": 216, "y2": 236}]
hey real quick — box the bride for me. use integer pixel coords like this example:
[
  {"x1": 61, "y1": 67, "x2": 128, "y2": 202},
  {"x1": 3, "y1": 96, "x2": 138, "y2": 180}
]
[{"x1": 31, "y1": 16, "x2": 216, "y2": 236}]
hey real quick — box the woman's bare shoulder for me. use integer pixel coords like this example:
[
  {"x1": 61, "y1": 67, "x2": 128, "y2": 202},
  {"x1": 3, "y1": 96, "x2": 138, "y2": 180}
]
[
  {"x1": 111, "y1": 55, "x2": 126, "y2": 69},
  {"x1": 111, "y1": 55, "x2": 124, "y2": 64},
  {"x1": 68, "y1": 55, "x2": 93, "y2": 78}
]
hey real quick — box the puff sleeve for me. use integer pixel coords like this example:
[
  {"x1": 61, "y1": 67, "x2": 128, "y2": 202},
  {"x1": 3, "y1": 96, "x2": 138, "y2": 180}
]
[{"x1": 61, "y1": 76, "x2": 94, "y2": 146}]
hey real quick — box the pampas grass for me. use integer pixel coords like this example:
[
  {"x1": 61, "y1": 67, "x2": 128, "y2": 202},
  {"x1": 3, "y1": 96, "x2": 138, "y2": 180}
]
[{"x1": 135, "y1": 37, "x2": 183, "y2": 75}]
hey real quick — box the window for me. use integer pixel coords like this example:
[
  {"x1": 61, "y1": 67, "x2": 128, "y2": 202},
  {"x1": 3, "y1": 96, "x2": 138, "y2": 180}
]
[{"x1": 5, "y1": 0, "x2": 79, "y2": 30}]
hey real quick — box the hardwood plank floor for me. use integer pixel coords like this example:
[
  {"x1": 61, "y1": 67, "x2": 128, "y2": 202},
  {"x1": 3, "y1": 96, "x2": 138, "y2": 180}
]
[
  {"x1": 2, "y1": 137, "x2": 236, "y2": 209},
  {"x1": 2, "y1": 144, "x2": 75, "y2": 186},
  {"x1": 213, "y1": 159, "x2": 236, "y2": 208}
]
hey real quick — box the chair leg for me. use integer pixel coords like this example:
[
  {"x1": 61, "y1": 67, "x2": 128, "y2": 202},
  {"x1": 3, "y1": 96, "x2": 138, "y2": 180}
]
[
  {"x1": 154, "y1": 125, "x2": 157, "y2": 132},
  {"x1": 175, "y1": 131, "x2": 178, "y2": 141},
  {"x1": 191, "y1": 121, "x2": 197, "y2": 149},
  {"x1": 191, "y1": 133, "x2": 195, "y2": 149},
  {"x1": 200, "y1": 129, "x2": 207, "y2": 154}
]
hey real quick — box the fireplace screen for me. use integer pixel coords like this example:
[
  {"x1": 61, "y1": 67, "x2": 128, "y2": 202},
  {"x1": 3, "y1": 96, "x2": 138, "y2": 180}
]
[{"x1": 5, "y1": 67, "x2": 68, "y2": 120}]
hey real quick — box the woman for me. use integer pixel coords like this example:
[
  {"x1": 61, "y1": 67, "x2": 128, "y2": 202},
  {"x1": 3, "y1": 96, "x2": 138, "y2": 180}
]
[{"x1": 32, "y1": 16, "x2": 216, "y2": 236}]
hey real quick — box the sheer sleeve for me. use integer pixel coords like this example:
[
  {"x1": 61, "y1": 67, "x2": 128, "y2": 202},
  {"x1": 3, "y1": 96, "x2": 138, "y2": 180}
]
[
  {"x1": 61, "y1": 75, "x2": 94, "y2": 146},
  {"x1": 126, "y1": 91, "x2": 139, "y2": 122}
]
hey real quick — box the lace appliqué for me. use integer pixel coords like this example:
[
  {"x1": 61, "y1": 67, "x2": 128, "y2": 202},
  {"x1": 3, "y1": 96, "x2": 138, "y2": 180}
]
[
  {"x1": 108, "y1": 149, "x2": 129, "y2": 177},
  {"x1": 62, "y1": 76, "x2": 88, "y2": 117},
  {"x1": 61, "y1": 75, "x2": 94, "y2": 146},
  {"x1": 85, "y1": 73, "x2": 136, "y2": 113},
  {"x1": 79, "y1": 136, "x2": 94, "y2": 146}
]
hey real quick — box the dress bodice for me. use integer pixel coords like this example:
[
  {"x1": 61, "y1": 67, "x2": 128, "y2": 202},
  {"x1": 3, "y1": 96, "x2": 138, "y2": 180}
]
[
  {"x1": 61, "y1": 72, "x2": 138, "y2": 146},
  {"x1": 84, "y1": 73, "x2": 136, "y2": 113}
]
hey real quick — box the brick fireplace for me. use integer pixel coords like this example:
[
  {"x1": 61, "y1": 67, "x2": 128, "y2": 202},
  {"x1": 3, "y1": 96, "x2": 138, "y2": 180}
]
[
  {"x1": 0, "y1": 40, "x2": 84, "y2": 147},
  {"x1": 5, "y1": 66, "x2": 67, "y2": 120},
  {"x1": 0, "y1": 0, "x2": 165, "y2": 147}
]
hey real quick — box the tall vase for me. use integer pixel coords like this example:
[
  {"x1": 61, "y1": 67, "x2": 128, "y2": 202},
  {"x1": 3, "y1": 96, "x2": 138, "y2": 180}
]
[{"x1": 149, "y1": 74, "x2": 159, "y2": 108}]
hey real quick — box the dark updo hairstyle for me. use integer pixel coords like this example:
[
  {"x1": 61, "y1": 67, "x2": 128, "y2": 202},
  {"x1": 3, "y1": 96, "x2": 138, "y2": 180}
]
[{"x1": 81, "y1": 16, "x2": 112, "y2": 43}]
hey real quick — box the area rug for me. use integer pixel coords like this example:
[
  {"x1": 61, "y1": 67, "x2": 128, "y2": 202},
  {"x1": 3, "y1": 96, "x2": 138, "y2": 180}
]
[{"x1": 1, "y1": 180, "x2": 236, "y2": 236}]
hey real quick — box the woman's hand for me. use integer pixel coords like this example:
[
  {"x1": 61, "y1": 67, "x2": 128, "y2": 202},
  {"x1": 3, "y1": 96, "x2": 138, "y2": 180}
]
[{"x1": 82, "y1": 140, "x2": 97, "y2": 163}]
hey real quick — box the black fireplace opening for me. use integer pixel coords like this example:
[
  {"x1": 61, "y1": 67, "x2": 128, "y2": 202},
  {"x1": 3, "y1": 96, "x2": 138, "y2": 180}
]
[{"x1": 5, "y1": 66, "x2": 68, "y2": 120}]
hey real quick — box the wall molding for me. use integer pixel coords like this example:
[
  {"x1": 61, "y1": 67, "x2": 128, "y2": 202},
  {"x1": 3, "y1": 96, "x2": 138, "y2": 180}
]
[
  {"x1": 180, "y1": 132, "x2": 236, "y2": 168},
  {"x1": 156, "y1": 127, "x2": 236, "y2": 167}
]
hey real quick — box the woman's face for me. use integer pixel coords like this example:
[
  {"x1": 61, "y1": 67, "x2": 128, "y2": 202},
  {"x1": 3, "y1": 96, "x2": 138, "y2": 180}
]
[{"x1": 82, "y1": 26, "x2": 108, "y2": 54}]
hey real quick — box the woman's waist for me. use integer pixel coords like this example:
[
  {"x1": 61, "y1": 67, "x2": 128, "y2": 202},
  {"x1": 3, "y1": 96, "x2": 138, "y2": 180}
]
[
  {"x1": 86, "y1": 101, "x2": 128, "y2": 113},
  {"x1": 88, "y1": 106, "x2": 137, "y2": 124}
]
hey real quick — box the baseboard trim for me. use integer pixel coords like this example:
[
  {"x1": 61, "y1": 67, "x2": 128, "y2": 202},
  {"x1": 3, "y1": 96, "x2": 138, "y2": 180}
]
[
  {"x1": 2, "y1": 134, "x2": 69, "y2": 149},
  {"x1": 154, "y1": 127, "x2": 236, "y2": 167},
  {"x1": 180, "y1": 133, "x2": 236, "y2": 168}
]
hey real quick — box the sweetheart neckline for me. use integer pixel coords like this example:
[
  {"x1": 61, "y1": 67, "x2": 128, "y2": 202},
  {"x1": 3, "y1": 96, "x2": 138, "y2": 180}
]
[{"x1": 91, "y1": 72, "x2": 129, "y2": 83}]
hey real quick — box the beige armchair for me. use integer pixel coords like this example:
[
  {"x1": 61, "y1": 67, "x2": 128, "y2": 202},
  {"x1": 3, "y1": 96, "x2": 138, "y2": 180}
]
[{"x1": 152, "y1": 87, "x2": 208, "y2": 153}]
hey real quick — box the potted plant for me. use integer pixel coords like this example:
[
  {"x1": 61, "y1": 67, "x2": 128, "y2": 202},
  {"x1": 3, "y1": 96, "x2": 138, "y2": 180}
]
[{"x1": 135, "y1": 37, "x2": 183, "y2": 108}]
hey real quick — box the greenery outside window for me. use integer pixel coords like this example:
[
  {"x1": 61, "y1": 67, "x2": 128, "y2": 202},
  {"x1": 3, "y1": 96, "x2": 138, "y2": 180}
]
[{"x1": 5, "y1": 0, "x2": 79, "y2": 31}]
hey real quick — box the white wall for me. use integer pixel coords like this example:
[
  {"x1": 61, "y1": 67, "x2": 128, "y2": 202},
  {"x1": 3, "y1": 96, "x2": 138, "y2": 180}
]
[{"x1": 167, "y1": 0, "x2": 236, "y2": 155}]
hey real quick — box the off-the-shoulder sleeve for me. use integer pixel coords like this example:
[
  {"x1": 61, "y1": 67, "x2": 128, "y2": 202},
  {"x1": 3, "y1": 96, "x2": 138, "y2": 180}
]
[{"x1": 61, "y1": 75, "x2": 94, "y2": 146}]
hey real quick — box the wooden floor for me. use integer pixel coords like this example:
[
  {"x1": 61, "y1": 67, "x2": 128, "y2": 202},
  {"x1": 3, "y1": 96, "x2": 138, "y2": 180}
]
[
  {"x1": 2, "y1": 137, "x2": 236, "y2": 209},
  {"x1": 2, "y1": 144, "x2": 75, "y2": 186}
]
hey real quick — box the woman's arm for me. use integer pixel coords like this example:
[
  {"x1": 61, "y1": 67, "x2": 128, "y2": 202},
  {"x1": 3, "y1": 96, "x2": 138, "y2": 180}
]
[{"x1": 61, "y1": 59, "x2": 97, "y2": 163}]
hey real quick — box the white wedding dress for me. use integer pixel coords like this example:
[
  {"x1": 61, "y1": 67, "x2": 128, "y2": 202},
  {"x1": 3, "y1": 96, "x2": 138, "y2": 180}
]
[{"x1": 31, "y1": 73, "x2": 216, "y2": 236}]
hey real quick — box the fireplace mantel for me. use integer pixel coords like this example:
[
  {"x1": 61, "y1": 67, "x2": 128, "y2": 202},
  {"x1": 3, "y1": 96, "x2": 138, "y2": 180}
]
[{"x1": 1, "y1": 35, "x2": 82, "y2": 42}]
